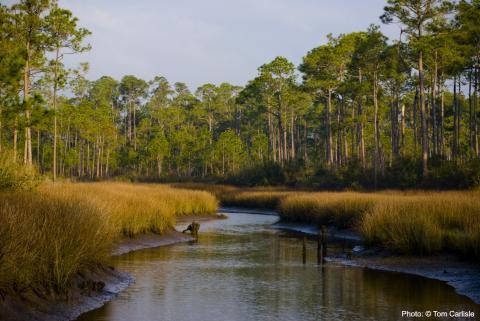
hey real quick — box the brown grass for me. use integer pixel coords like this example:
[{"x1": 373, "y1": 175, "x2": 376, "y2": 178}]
[
  {"x1": 279, "y1": 191, "x2": 480, "y2": 258},
  {"x1": 172, "y1": 183, "x2": 291, "y2": 209},
  {"x1": 362, "y1": 192, "x2": 480, "y2": 257},
  {"x1": 173, "y1": 183, "x2": 480, "y2": 258},
  {"x1": 0, "y1": 183, "x2": 218, "y2": 296},
  {"x1": 43, "y1": 183, "x2": 218, "y2": 237},
  {"x1": 0, "y1": 192, "x2": 113, "y2": 295}
]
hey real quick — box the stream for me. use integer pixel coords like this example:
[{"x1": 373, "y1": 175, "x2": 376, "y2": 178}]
[{"x1": 77, "y1": 209, "x2": 480, "y2": 321}]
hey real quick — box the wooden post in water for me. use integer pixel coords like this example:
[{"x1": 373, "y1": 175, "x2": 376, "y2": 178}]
[
  {"x1": 192, "y1": 222, "x2": 200, "y2": 239},
  {"x1": 317, "y1": 229, "x2": 323, "y2": 265},
  {"x1": 302, "y1": 236, "x2": 307, "y2": 264},
  {"x1": 317, "y1": 226, "x2": 327, "y2": 264},
  {"x1": 322, "y1": 226, "x2": 327, "y2": 258}
]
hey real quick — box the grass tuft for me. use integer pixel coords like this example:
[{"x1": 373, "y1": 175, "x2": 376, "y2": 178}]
[
  {"x1": 0, "y1": 183, "x2": 218, "y2": 296},
  {"x1": 0, "y1": 192, "x2": 113, "y2": 295},
  {"x1": 278, "y1": 191, "x2": 480, "y2": 259}
]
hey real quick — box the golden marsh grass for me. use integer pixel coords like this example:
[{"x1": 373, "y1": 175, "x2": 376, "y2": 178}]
[
  {"x1": 279, "y1": 191, "x2": 480, "y2": 258},
  {"x1": 173, "y1": 183, "x2": 480, "y2": 258},
  {"x1": 0, "y1": 183, "x2": 218, "y2": 295},
  {"x1": 42, "y1": 183, "x2": 219, "y2": 237},
  {"x1": 173, "y1": 183, "x2": 292, "y2": 209}
]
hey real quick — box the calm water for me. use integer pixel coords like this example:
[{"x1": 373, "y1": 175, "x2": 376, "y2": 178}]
[{"x1": 77, "y1": 211, "x2": 479, "y2": 321}]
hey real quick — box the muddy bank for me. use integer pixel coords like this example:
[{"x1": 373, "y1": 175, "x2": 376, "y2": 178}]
[
  {"x1": 0, "y1": 267, "x2": 133, "y2": 321},
  {"x1": 273, "y1": 220, "x2": 363, "y2": 242},
  {"x1": 219, "y1": 207, "x2": 278, "y2": 216},
  {"x1": 0, "y1": 219, "x2": 215, "y2": 321},
  {"x1": 113, "y1": 230, "x2": 195, "y2": 256},
  {"x1": 328, "y1": 254, "x2": 480, "y2": 304},
  {"x1": 113, "y1": 214, "x2": 229, "y2": 256},
  {"x1": 274, "y1": 220, "x2": 480, "y2": 305}
]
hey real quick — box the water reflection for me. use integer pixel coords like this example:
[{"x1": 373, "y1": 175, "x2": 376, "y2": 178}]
[{"x1": 77, "y1": 212, "x2": 479, "y2": 321}]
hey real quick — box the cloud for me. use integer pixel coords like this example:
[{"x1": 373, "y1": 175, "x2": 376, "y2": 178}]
[{"x1": 57, "y1": 0, "x2": 399, "y2": 90}]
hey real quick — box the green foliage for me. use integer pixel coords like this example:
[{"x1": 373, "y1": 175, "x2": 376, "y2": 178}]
[
  {"x1": 0, "y1": 0, "x2": 480, "y2": 191},
  {"x1": 0, "y1": 152, "x2": 40, "y2": 191},
  {"x1": 227, "y1": 161, "x2": 287, "y2": 186}
]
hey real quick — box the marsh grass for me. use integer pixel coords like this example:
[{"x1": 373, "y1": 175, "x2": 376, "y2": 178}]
[
  {"x1": 41, "y1": 183, "x2": 218, "y2": 237},
  {"x1": 175, "y1": 183, "x2": 480, "y2": 258},
  {"x1": 279, "y1": 191, "x2": 480, "y2": 259},
  {"x1": 221, "y1": 190, "x2": 292, "y2": 209},
  {"x1": 279, "y1": 192, "x2": 385, "y2": 228},
  {"x1": 0, "y1": 183, "x2": 218, "y2": 296},
  {"x1": 362, "y1": 193, "x2": 480, "y2": 257},
  {"x1": 173, "y1": 183, "x2": 291, "y2": 209},
  {"x1": 0, "y1": 192, "x2": 113, "y2": 296}
]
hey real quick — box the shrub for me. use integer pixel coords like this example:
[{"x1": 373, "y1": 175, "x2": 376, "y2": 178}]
[
  {"x1": 0, "y1": 152, "x2": 41, "y2": 191},
  {"x1": 227, "y1": 161, "x2": 287, "y2": 186}
]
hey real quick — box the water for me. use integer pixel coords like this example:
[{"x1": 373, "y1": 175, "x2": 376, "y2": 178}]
[{"x1": 77, "y1": 211, "x2": 479, "y2": 321}]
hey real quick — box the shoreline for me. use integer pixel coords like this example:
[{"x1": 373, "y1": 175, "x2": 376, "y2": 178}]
[
  {"x1": 273, "y1": 220, "x2": 480, "y2": 305},
  {"x1": 0, "y1": 266, "x2": 133, "y2": 321},
  {"x1": 113, "y1": 230, "x2": 195, "y2": 256},
  {"x1": 2, "y1": 210, "x2": 479, "y2": 321},
  {"x1": 327, "y1": 254, "x2": 480, "y2": 305},
  {"x1": 0, "y1": 215, "x2": 221, "y2": 321}
]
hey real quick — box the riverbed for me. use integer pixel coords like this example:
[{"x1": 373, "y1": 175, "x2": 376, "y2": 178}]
[{"x1": 77, "y1": 209, "x2": 480, "y2": 321}]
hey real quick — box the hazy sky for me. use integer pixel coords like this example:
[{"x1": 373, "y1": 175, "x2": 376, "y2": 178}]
[{"x1": 56, "y1": 0, "x2": 400, "y2": 90}]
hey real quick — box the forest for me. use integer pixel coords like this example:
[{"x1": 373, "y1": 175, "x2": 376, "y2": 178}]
[{"x1": 1, "y1": 0, "x2": 480, "y2": 189}]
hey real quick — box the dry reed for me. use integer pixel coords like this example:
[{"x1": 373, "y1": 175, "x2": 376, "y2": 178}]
[
  {"x1": 279, "y1": 191, "x2": 480, "y2": 258},
  {"x1": 0, "y1": 183, "x2": 218, "y2": 296}
]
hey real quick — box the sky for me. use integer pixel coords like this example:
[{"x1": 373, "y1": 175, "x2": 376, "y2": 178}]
[{"x1": 54, "y1": 0, "x2": 400, "y2": 90}]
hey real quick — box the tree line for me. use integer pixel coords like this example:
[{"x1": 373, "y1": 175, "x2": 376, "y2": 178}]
[{"x1": 1, "y1": 0, "x2": 479, "y2": 189}]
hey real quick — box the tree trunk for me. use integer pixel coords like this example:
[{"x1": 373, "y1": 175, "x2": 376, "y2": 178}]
[
  {"x1": 373, "y1": 71, "x2": 379, "y2": 190},
  {"x1": 290, "y1": 111, "x2": 295, "y2": 160},
  {"x1": 106, "y1": 149, "x2": 110, "y2": 177},
  {"x1": 52, "y1": 48, "x2": 60, "y2": 181},
  {"x1": 432, "y1": 52, "x2": 438, "y2": 156},
  {"x1": 413, "y1": 87, "x2": 418, "y2": 155},
  {"x1": 133, "y1": 101, "x2": 137, "y2": 151},
  {"x1": 458, "y1": 76, "x2": 462, "y2": 160},
  {"x1": 419, "y1": 50, "x2": 428, "y2": 175},
  {"x1": 37, "y1": 128, "x2": 40, "y2": 169},
  {"x1": 453, "y1": 75, "x2": 458, "y2": 160},
  {"x1": 326, "y1": 88, "x2": 333, "y2": 166},
  {"x1": 440, "y1": 82, "x2": 445, "y2": 158},
  {"x1": 23, "y1": 43, "x2": 33, "y2": 166},
  {"x1": 469, "y1": 69, "x2": 474, "y2": 158},
  {"x1": 0, "y1": 104, "x2": 2, "y2": 154},
  {"x1": 304, "y1": 119, "x2": 308, "y2": 161},
  {"x1": 157, "y1": 156, "x2": 162, "y2": 177},
  {"x1": 475, "y1": 66, "x2": 479, "y2": 157},
  {"x1": 401, "y1": 103, "x2": 406, "y2": 149},
  {"x1": 357, "y1": 69, "x2": 365, "y2": 167}
]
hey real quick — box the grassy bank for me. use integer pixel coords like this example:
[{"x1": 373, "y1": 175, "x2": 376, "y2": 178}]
[
  {"x1": 0, "y1": 183, "x2": 217, "y2": 296},
  {"x1": 43, "y1": 183, "x2": 219, "y2": 237},
  {"x1": 172, "y1": 183, "x2": 292, "y2": 209},
  {"x1": 176, "y1": 183, "x2": 480, "y2": 259},
  {"x1": 279, "y1": 191, "x2": 480, "y2": 259}
]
